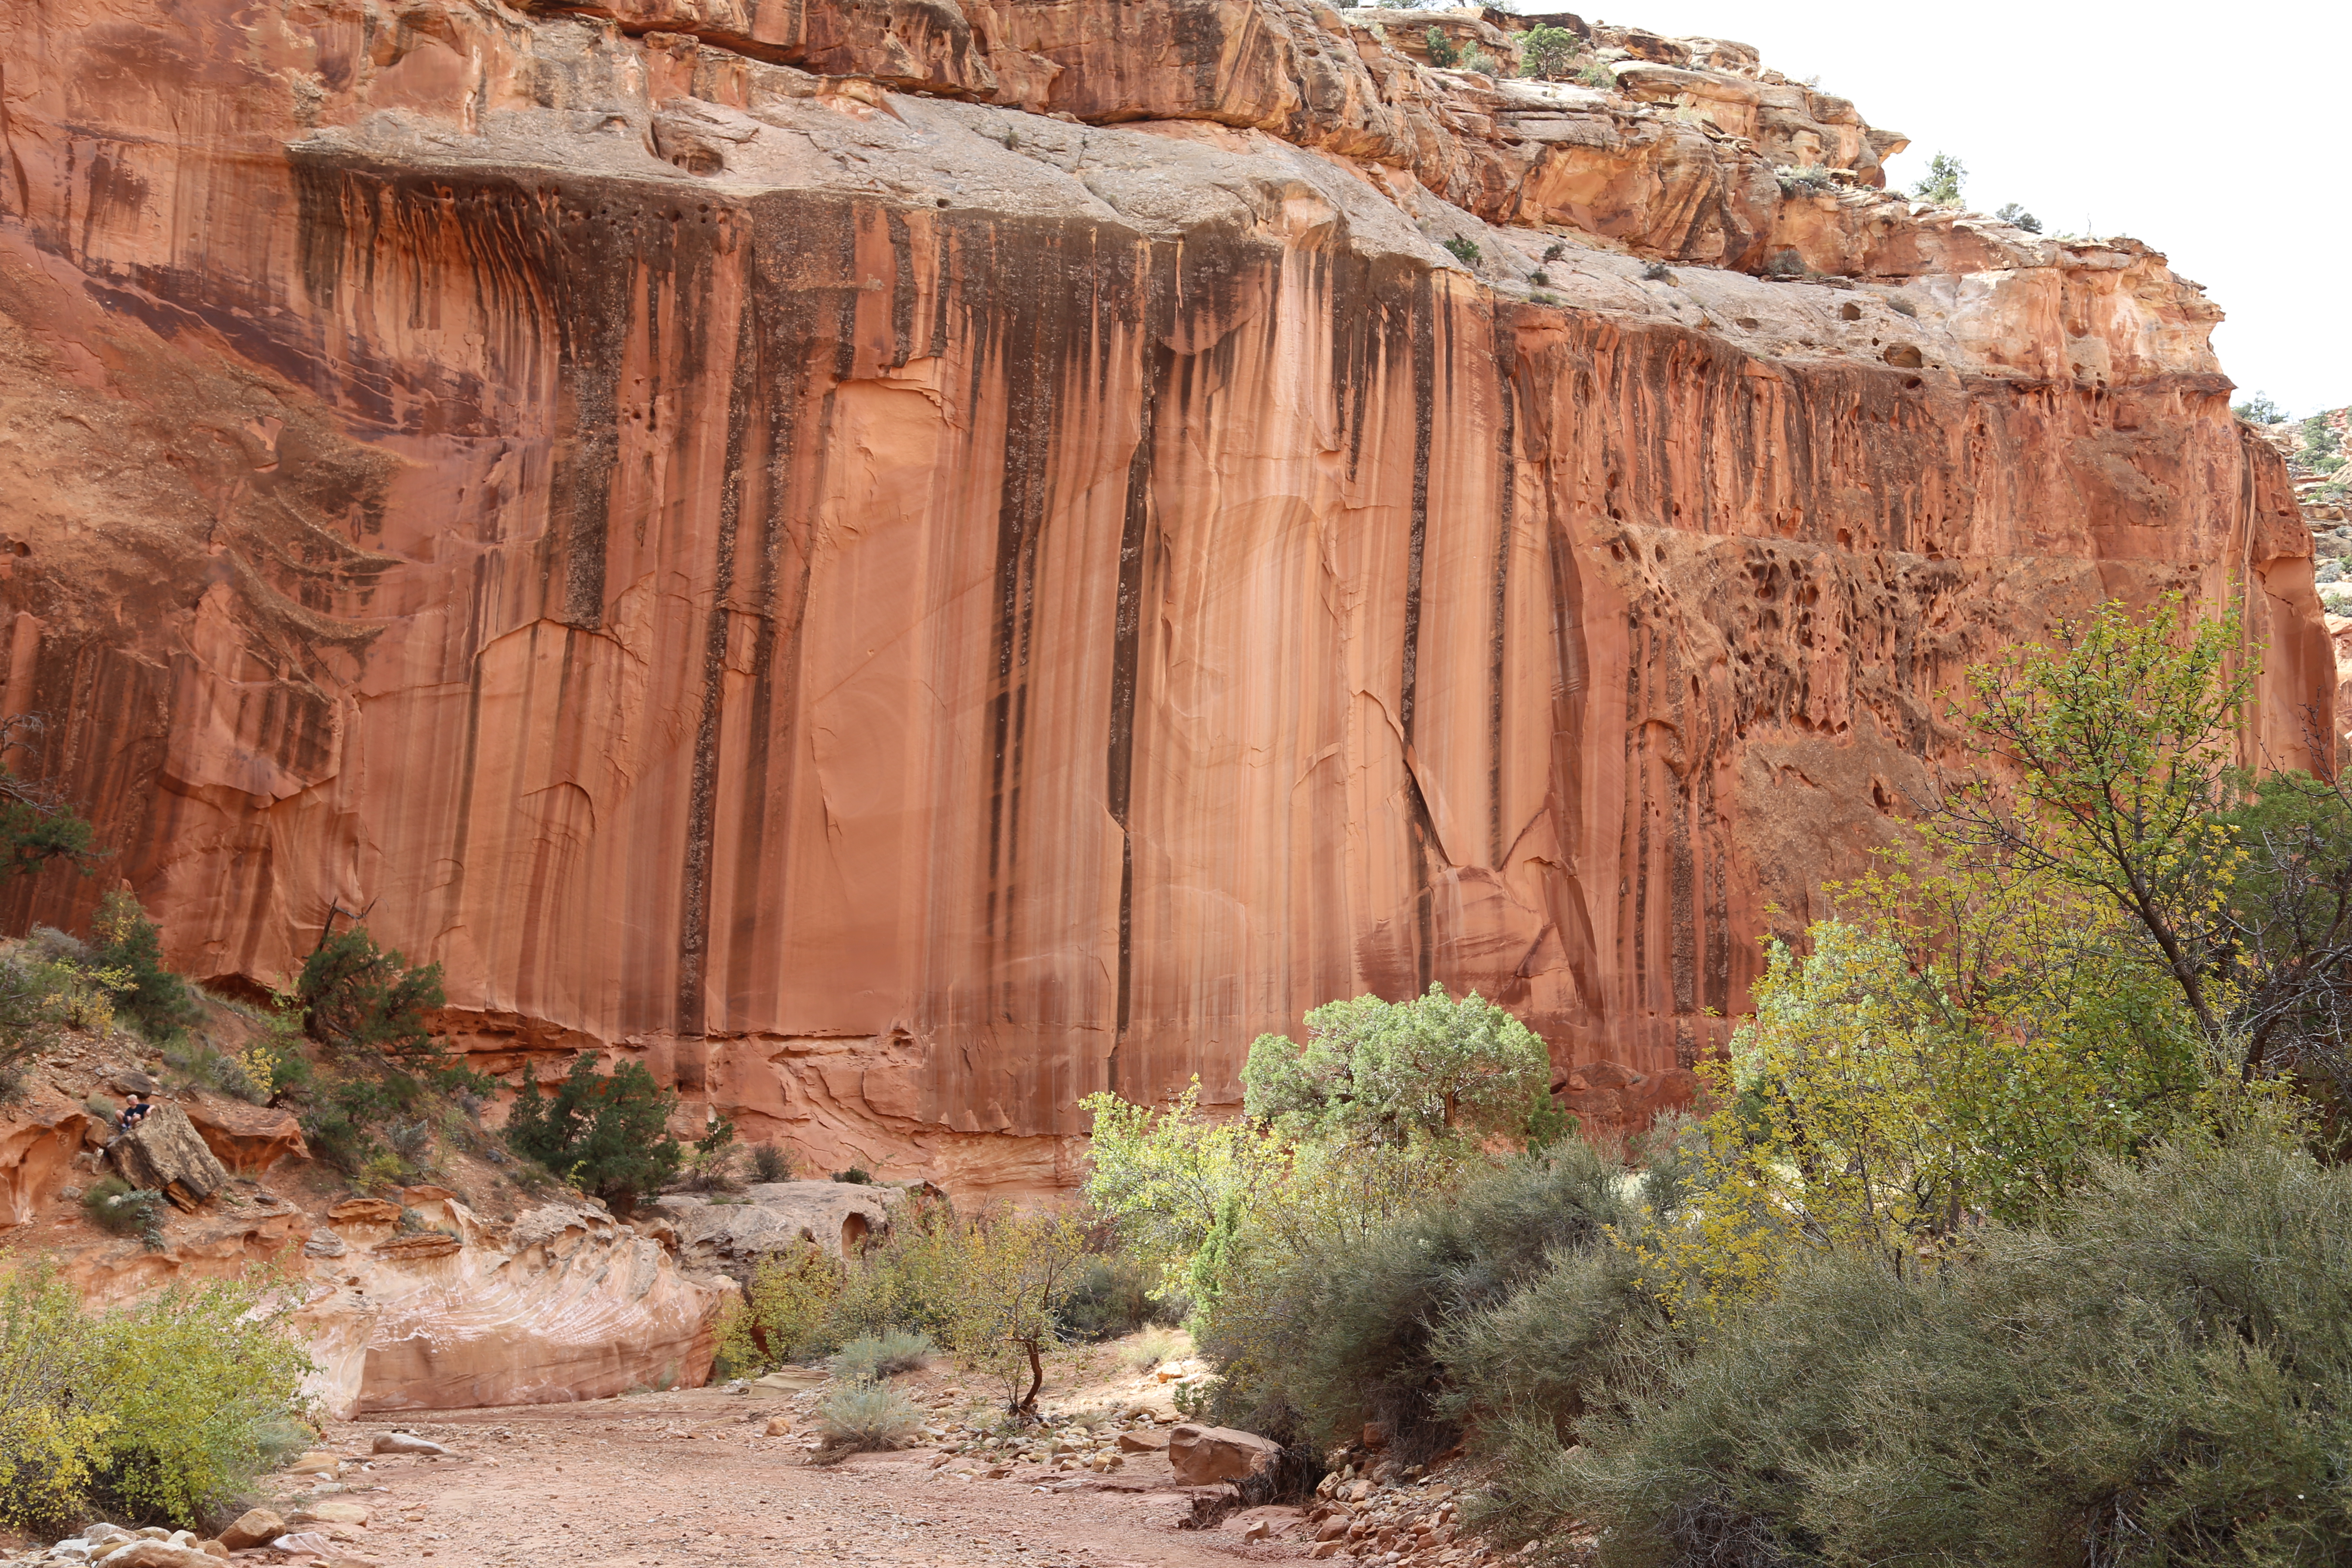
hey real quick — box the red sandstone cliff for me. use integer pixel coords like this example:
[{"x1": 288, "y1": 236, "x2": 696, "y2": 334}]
[{"x1": 0, "y1": 0, "x2": 2328, "y2": 1191}]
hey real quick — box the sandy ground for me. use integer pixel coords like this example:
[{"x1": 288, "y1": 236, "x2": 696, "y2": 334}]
[{"x1": 301, "y1": 1378, "x2": 1305, "y2": 1568}]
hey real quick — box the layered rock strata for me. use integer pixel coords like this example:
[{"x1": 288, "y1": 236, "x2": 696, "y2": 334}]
[
  {"x1": 0, "y1": 0, "x2": 2327, "y2": 1190},
  {"x1": 297, "y1": 1189, "x2": 723, "y2": 1415}
]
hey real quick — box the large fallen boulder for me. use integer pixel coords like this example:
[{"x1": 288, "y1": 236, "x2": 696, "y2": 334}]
[
  {"x1": 1167, "y1": 1423, "x2": 1280, "y2": 1486},
  {"x1": 108, "y1": 1103, "x2": 230, "y2": 1211}
]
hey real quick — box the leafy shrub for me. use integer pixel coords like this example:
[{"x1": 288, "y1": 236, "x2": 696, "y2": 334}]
[
  {"x1": 1423, "y1": 26, "x2": 1457, "y2": 67},
  {"x1": 297, "y1": 925, "x2": 444, "y2": 1060},
  {"x1": 1577, "y1": 60, "x2": 1615, "y2": 89},
  {"x1": 675, "y1": 1138, "x2": 741, "y2": 1194},
  {"x1": 1204, "y1": 1142, "x2": 1638, "y2": 1463},
  {"x1": 299, "y1": 1075, "x2": 404, "y2": 1176},
  {"x1": 79, "y1": 1178, "x2": 166, "y2": 1248},
  {"x1": 1057, "y1": 1253, "x2": 1184, "y2": 1341},
  {"x1": 813, "y1": 1381, "x2": 922, "y2": 1461},
  {"x1": 830, "y1": 1165, "x2": 876, "y2": 1185},
  {"x1": 1908, "y1": 150, "x2": 1965, "y2": 206},
  {"x1": 1994, "y1": 201, "x2": 2043, "y2": 233},
  {"x1": 0, "y1": 948, "x2": 129, "y2": 1103},
  {"x1": 749, "y1": 1144, "x2": 793, "y2": 1184},
  {"x1": 1641, "y1": 261, "x2": 1674, "y2": 282},
  {"x1": 830, "y1": 1330, "x2": 934, "y2": 1383},
  {"x1": 718, "y1": 1241, "x2": 847, "y2": 1370},
  {"x1": 504, "y1": 1052, "x2": 731, "y2": 1212},
  {"x1": 1440, "y1": 236, "x2": 1481, "y2": 268},
  {"x1": 0, "y1": 717, "x2": 99, "y2": 883},
  {"x1": 1458, "y1": 46, "x2": 1496, "y2": 74},
  {"x1": 89, "y1": 893, "x2": 202, "y2": 1044},
  {"x1": 1482, "y1": 1128, "x2": 2352, "y2": 1568},
  {"x1": 1528, "y1": 269, "x2": 1550, "y2": 287},
  {"x1": 1244, "y1": 983, "x2": 1551, "y2": 1149},
  {"x1": 1774, "y1": 164, "x2": 1834, "y2": 196},
  {"x1": 1542, "y1": 242, "x2": 1566, "y2": 262},
  {"x1": 0, "y1": 1258, "x2": 312, "y2": 1531}
]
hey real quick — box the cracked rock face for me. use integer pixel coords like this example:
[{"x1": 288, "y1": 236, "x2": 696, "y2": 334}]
[{"x1": 0, "y1": 0, "x2": 2328, "y2": 1194}]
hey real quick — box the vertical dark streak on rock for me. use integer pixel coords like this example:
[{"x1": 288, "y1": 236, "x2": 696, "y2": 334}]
[
  {"x1": 675, "y1": 241, "x2": 751, "y2": 1058},
  {"x1": 1668, "y1": 671, "x2": 1695, "y2": 1017},
  {"x1": 1108, "y1": 271, "x2": 1173, "y2": 1093},
  {"x1": 888, "y1": 208, "x2": 916, "y2": 367},
  {"x1": 1487, "y1": 305, "x2": 1516, "y2": 870},
  {"x1": 1401, "y1": 275, "x2": 1437, "y2": 992},
  {"x1": 1629, "y1": 615, "x2": 1648, "y2": 1007}
]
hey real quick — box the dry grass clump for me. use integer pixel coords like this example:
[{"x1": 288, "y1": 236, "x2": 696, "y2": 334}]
[
  {"x1": 812, "y1": 1382, "x2": 924, "y2": 1463},
  {"x1": 830, "y1": 1330, "x2": 934, "y2": 1383},
  {"x1": 1116, "y1": 1325, "x2": 1186, "y2": 1373}
]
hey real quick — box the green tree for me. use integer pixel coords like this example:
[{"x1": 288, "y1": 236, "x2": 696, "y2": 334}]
[
  {"x1": 0, "y1": 717, "x2": 98, "y2": 881},
  {"x1": 89, "y1": 891, "x2": 202, "y2": 1043},
  {"x1": 1423, "y1": 25, "x2": 1458, "y2": 67},
  {"x1": 1243, "y1": 983, "x2": 1554, "y2": 1148},
  {"x1": 1993, "y1": 201, "x2": 2042, "y2": 233},
  {"x1": 1933, "y1": 595, "x2": 2249, "y2": 1049},
  {"x1": 1516, "y1": 23, "x2": 1579, "y2": 79},
  {"x1": 1647, "y1": 863, "x2": 2212, "y2": 1311},
  {"x1": 2215, "y1": 769, "x2": 2352, "y2": 1093},
  {"x1": 2232, "y1": 390, "x2": 2285, "y2": 424},
  {"x1": 1909, "y1": 150, "x2": 1966, "y2": 206},
  {"x1": 298, "y1": 924, "x2": 445, "y2": 1058},
  {"x1": 2298, "y1": 412, "x2": 2343, "y2": 473},
  {"x1": 503, "y1": 1051, "x2": 728, "y2": 1211},
  {"x1": 1080, "y1": 1079, "x2": 1288, "y2": 1289},
  {"x1": 940, "y1": 1209, "x2": 1090, "y2": 1415}
]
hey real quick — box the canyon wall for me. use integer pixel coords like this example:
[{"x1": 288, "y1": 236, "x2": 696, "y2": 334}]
[{"x1": 0, "y1": 0, "x2": 2326, "y2": 1191}]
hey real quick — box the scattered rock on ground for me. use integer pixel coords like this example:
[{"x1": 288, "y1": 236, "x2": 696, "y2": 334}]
[{"x1": 214, "y1": 1510, "x2": 284, "y2": 1550}]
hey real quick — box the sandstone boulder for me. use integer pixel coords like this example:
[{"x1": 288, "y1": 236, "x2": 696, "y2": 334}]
[
  {"x1": 181, "y1": 1099, "x2": 307, "y2": 1175},
  {"x1": 371, "y1": 1432, "x2": 450, "y2": 1456},
  {"x1": 1167, "y1": 1424, "x2": 1280, "y2": 1485},
  {"x1": 1118, "y1": 1428, "x2": 1169, "y2": 1452},
  {"x1": 215, "y1": 1510, "x2": 285, "y2": 1550},
  {"x1": 0, "y1": 1090, "x2": 86, "y2": 1224},
  {"x1": 283, "y1": 1450, "x2": 347, "y2": 1477},
  {"x1": 288, "y1": 1501, "x2": 370, "y2": 1527},
  {"x1": 647, "y1": 1181, "x2": 894, "y2": 1275},
  {"x1": 93, "y1": 1543, "x2": 214, "y2": 1568},
  {"x1": 107, "y1": 1104, "x2": 229, "y2": 1212}
]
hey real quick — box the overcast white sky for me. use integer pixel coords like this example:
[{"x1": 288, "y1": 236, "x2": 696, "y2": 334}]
[{"x1": 1586, "y1": 0, "x2": 2351, "y2": 417}]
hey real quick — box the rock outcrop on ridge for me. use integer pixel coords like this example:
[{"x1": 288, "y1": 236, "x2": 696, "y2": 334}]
[{"x1": 0, "y1": 0, "x2": 2328, "y2": 1191}]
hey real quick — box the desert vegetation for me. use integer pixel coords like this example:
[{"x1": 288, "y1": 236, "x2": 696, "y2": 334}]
[
  {"x1": 0, "y1": 1260, "x2": 312, "y2": 1533},
  {"x1": 1063, "y1": 594, "x2": 2352, "y2": 1563}
]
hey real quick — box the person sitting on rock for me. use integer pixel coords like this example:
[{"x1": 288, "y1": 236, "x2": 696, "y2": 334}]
[{"x1": 110, "y1": 1093, "x2": 153, "y2": 1144}]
